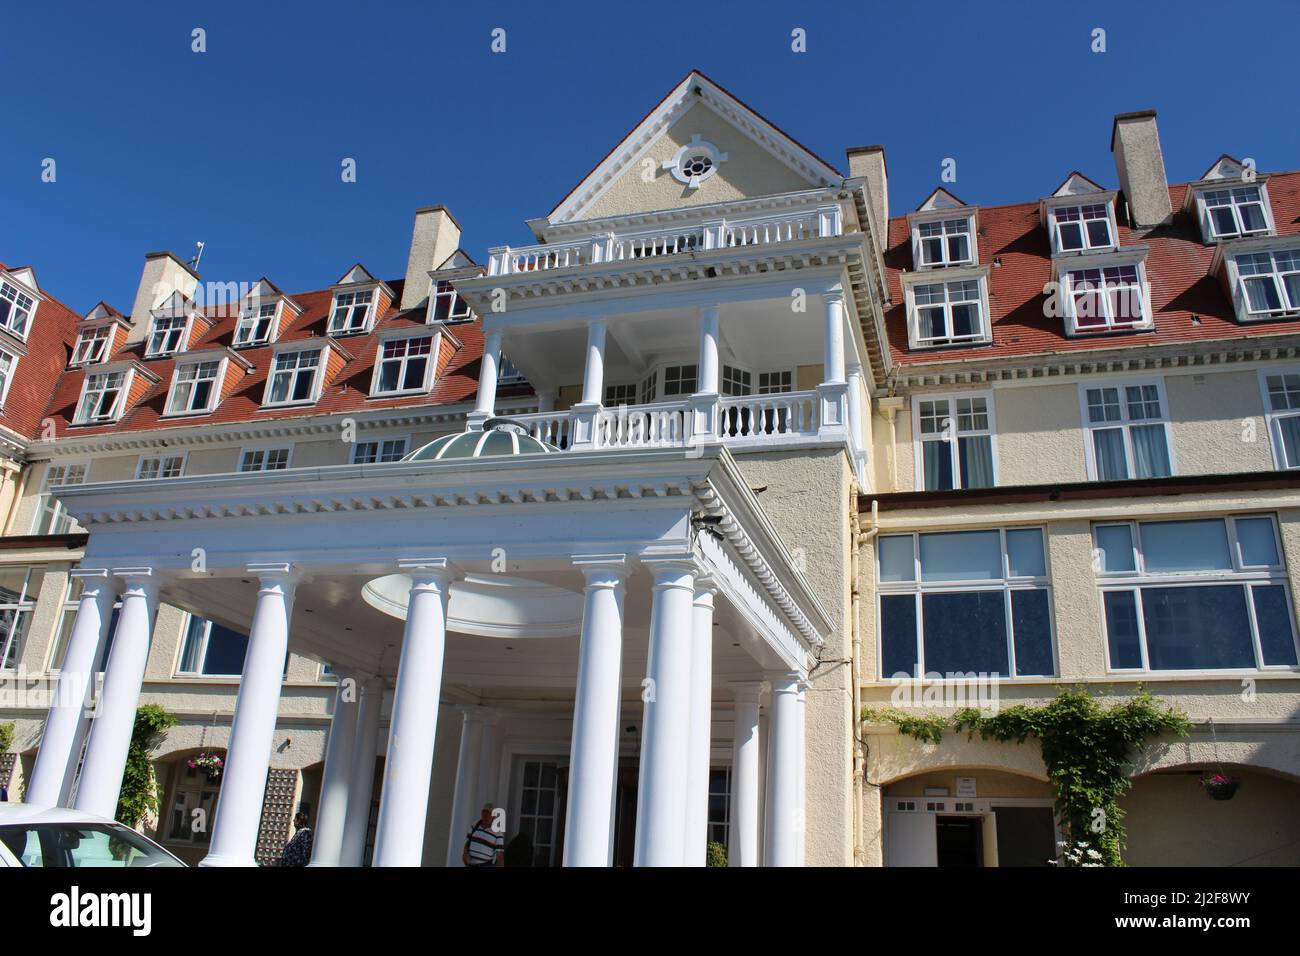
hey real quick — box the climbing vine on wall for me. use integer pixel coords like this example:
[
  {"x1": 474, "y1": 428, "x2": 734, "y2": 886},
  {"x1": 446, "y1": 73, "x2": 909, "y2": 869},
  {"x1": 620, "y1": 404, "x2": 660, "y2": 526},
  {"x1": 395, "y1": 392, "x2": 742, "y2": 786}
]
[
  {"x1": 114, "y1": 705, "x2": 177, "y2": 829},
  {"x1": 0, "y1": 721, "x2": 14, "y2": 755},
  {"x1": 863, "y1": 688, "x2": 1190, "y2": 866}
]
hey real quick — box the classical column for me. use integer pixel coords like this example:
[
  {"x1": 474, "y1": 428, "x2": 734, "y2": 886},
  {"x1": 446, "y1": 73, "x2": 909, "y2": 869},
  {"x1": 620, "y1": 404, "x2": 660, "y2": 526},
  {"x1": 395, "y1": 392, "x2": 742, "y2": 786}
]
[
  {"x1": 340, "y1": 675, "x2": 383, "y2": 867},
  {"x1": 475, "y1": 710, "x2": 502, "y2": 809},
  {"x1": 846, "y1": 362, "x2": 867, "y2": 482},
  {"x1": 73, "y1": 569, "x2": 158, "y2": 819},
  {"x1": 728, "y1": 681, "x2": 763, "y2": 867},
  {"x1": 690, "y1": 305, "x2": 722, "y2": 441},
  {"x1": 372, "y1": 560, "x2": 453, "y2": 867},
  {"x1": 580, "y1": 318, "x2": 607, "y2": 406},
  {"x1": 445, "y1": 707, "x2": 487, "y2": 867},
  {"x1": 28, "y1": 569, "x2": 116, "y2": 808},
  {"x1": 683, "y1": 579, "x2": 716, "y2": 866},
  {"x1": 817, "y1": 289, "x2": 850, "y2": 440},
  {"x1": 563, "y1": 555, "x2": 627, "y2": 867},
  {"x1": 469, "y1": 330, "x2": 503, "y2": 427},
  {"x1": 309, "y1": 672, "x2": 360, "y2": 866},
  {"x1": 823, "y1": 290, "x2": 846, "y2": 385},
  {"x1": 201, "y1": 565, "x2": 296, "y2": 867},
  {"x1": 633, "y1": 557, "x2": 696, "y2": 867},
  {"x1": 765, "y1": 671, "x2": 806, "y2": 867}
]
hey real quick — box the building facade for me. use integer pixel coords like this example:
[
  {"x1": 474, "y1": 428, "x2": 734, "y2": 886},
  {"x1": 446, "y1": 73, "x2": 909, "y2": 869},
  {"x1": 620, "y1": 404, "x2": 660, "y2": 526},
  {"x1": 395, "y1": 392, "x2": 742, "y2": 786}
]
[{"x1": 1, "y1": 73, "x2": 1297, "y2": 867}]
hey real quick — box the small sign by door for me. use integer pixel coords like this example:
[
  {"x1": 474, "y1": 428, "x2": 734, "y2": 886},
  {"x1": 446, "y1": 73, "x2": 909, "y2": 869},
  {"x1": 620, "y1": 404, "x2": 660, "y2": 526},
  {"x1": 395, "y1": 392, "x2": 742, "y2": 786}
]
[{"x1": 956, "y1": 776, "x2": 977, "y2": 797}]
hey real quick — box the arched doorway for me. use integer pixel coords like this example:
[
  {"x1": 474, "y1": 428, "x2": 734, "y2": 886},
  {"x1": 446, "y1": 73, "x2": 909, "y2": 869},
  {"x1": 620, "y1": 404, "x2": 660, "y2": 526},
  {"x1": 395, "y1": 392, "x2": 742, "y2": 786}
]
[{"x1": 154, "y1": 749, "x2": 227, "y2": 866}]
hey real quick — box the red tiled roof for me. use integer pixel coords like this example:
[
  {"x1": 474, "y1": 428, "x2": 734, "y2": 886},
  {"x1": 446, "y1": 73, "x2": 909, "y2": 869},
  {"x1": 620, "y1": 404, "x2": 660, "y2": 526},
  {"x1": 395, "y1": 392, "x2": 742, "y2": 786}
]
[
  {"x1": 0, "y1": 265, "x2": 82, "y2": 442},
  {"x1": 883, "y1": 171, "x2": 1300, "y2": 367}
]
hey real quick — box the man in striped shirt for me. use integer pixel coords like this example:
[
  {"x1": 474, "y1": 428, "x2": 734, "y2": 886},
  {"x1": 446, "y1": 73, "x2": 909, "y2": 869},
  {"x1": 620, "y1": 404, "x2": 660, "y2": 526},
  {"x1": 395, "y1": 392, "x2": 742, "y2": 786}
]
[{"x1": 462, "y1": 804, "x2": 504, "y2": 867}]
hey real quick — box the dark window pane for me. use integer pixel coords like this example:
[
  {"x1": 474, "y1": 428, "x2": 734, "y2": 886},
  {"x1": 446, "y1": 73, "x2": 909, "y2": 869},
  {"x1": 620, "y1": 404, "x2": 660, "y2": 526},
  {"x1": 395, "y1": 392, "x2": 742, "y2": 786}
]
[
  {"x1": 1104, "y1": 591, "x2": 1143, "y2": 669},
  {"x1": 880, "y1": 594, "x2": 918, "y2": 679},
  {"x1": 1141, "y1": 585, "x2": 1255, "y2": 670},
  {"x1": 1252, "y1": 585, "x2": 1299, "y2": 666},
  {"x1": 202, "y1": 623, "x2": 249, "y2": 676},
  {"x1": 922, "y1": 591, "x2": 1008, "y2": 676},
  {"x1": 1012, "y1": 590, "x2": 1054, "y2": 676}
]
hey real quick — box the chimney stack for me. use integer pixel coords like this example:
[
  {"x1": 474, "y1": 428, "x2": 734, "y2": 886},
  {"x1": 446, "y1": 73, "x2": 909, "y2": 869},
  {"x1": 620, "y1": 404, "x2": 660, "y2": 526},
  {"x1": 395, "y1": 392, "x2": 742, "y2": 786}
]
[
  {"x1": 401, "y1": 205, "x2": 462, "y2": 311},
  {"x1": 846, "y1": 145, "x2": 889, "y2": 242},
  {"x1": 127, "y1": 251, "x2": 200, "y2": 344},
  {"x1": 1110, "y1": 110, "x2": 1172, "y2": 228}
]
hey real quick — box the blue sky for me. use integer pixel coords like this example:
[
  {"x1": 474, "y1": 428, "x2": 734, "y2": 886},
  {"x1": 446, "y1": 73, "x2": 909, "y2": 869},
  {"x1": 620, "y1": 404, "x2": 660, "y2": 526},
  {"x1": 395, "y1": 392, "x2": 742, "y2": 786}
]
[{"x1": 5, "y1": 0, "x2": 1299, "y2": 313}]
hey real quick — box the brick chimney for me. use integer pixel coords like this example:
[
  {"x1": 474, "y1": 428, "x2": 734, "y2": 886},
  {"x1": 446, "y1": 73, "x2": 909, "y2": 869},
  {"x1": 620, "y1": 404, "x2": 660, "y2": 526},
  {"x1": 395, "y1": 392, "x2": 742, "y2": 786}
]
[
  {"x1": 1110, "y1": 110, "x2": 1172, "y2": 228},
  {"x1": 846, "y1": 145, "x2": 889, "y2": 239},
  {"x1": 127, "y1": 251, "x2": 200, "y2": 344},
  {"x1": 400, "y1": 205, "x2": 462, "y2": 311}
]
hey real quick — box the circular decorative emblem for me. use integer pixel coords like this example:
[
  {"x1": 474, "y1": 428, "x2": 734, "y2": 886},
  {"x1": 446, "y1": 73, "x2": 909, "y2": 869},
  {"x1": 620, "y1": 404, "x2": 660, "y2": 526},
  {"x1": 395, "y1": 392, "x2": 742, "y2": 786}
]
[
  {"x1": 483, "y1": 416, "x2": 530, "y2": 436},
  {"x1": 663, "y1": 134, "x2": 728, "y2": 190}
]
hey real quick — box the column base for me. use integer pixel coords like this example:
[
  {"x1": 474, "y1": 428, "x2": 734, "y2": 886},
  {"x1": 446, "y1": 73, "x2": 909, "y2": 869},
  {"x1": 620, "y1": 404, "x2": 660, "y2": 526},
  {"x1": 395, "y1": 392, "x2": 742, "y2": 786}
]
[
  {"x1": 465, "y1": 411, "x2": 490, "y2": 432},
  {"x1": 816, "y1": 381, "x2": 850, "y2": 442},
  {"x1": 197, "y1": 852, "x2": 259, "y2": 867}
]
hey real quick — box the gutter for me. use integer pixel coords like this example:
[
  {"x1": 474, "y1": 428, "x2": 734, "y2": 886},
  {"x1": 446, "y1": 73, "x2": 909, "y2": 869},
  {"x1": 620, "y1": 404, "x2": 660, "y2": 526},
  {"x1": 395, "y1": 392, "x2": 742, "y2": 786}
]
[{"x1": 848, "y1": 494, "x2": 878, "y2": 866}]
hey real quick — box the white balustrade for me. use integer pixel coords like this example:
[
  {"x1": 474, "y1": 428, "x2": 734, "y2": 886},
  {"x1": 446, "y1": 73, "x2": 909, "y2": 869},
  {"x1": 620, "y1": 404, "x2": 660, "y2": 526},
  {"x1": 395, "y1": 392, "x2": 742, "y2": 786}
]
[
  {"x1": 716, "y1": 391, "x2": 819, "y2": 441},
  {"x1": 598, "y1": 402, "x2": 690, "y2": 448}
]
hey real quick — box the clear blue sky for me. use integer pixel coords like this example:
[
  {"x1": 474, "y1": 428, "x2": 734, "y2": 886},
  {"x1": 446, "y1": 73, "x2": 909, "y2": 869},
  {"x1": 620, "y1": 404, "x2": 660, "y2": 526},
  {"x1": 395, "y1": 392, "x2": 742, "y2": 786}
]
[{"x1": 5, "y1": 0, "x2": 1298, "y2": 314}]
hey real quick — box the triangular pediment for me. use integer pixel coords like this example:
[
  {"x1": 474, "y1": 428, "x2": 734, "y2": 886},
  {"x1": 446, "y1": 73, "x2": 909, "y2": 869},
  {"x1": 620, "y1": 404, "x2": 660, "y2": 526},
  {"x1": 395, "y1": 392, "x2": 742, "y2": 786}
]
[
  {"x1": 84, "y1": 301, "x2": 125, "y2": 323},
  {"x1": 1200, "y1": 154, "x2": 1251, "y2": 182},
  {"x1": 434, "y1": 249, "x2": 478, "y2": 272},
  {"x1": 335, "y1": 263, "x2": 377, "y2": 286},
  {"x1": 3, "y1": 266, "x2": 39, "y2": 294},
  {"x1": 1051, "y1": 171, "x2": 1106, "y2": 197},
  {"x1": 152, "y1": 289, "x2": 196, "y2": 317},
  {"x1": 242, "y1": 277, "x2": 286, "y2": 304},
  {"x1": 546, "y1": 71, "x2": 842, "y2": 225},
  {"x1": 916, "y1": 187, "x2": 968, "y2": 212}
]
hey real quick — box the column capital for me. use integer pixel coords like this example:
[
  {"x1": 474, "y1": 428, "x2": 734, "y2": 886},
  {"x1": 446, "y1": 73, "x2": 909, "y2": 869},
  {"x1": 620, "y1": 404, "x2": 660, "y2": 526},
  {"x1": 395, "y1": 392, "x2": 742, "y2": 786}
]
[
  {"x1": 729, "y1": 680, "x2": 765, "y2": 704},
  {"x1": 766, "y1": 670, "x2": 804, "y2": 693},
  {"x1": 693, "y1": 575, "x2": 719, "y2": 605},
  {"x1": 640, "y1": 550, "x2": 700, "y2": 587},
  {"x1": 823, "y1": 287, "x2": 846, "y2": 305},
  {"x1": 111, "y1": 567, "x2": 159, "y2": 598},
  {"x1": 69, "y1": 567, "x2": 112, "y2": 582},
  {"x1": 458, "y1": 704, "x2": 500, "y2": 724},
  {"x1": 398, "y1": 557, "x2": 454, "y2": 587},
  {"x1": 573, "y1": 553, "x2": 629, "y2": 582},
  {"x1": 246, "y1": 562, "x2": 298, "y2": 584},
  {"x1": 586, "y1": 315, "x2": 608, "y2": 331},
  {"x1": 700, "y1": 302, "x2": 721, "y2": 320}
]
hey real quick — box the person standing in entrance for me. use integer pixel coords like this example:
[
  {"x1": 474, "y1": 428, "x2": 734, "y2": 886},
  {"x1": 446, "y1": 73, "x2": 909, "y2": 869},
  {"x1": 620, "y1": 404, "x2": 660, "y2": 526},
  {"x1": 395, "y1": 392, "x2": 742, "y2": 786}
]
[{"x1": 462, "y1": 804, "x2": 504, "y2": 867}]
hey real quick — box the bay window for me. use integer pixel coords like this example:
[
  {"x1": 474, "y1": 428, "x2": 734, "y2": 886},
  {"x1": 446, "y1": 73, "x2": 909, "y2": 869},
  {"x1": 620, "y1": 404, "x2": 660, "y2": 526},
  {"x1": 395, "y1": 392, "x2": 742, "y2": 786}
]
[
  {"x1": 662, "y1": 364, "x2": 697, "y2": 397},
  {"x1": 1198, "y1": 185, "x2": 1271, "y2": 240},
  {"x1": 234, "y1": 302, "x2": 278, "y2": 346},
  {"x1": 264, "y1": 348, "x2": 322, "y2": 406},
  {"x1": 166, "y1": 359, "x2": 222, "y2": 414},
  {"x1": 914, "y1": 217, "x2": 973, "y2": 268},
  {"x1": 1262, "y1": 370, "x2": 1300, "y2": 469},
  {"x1": 908, "y1": 277, "x2": 988, "y2": 348},
  {"x1": 877, "y1": 528, "x2": 1055, "y2": 679},
  {"x1": 71, "y1": 325, "x2": 112, "y2": 365},
  {"x1": 914, "y1": 392, "x2": 995, "y2": 490},
  {"x1": 1081, "y1": 381, "x2": 1172, "y2": 480},
  {"x1": 373, "y1": 334, "x2": 433, "y2": 395},
  {"x1": 604, "y1": 383, "x2": 637, "y2": 405},
  {"x1": 758, "y1": 370, "x2": 793, "y2": 394},
  {"x1": 75, "y1": 369, "x2": 128, "y2": 424},
  {"x1": 1051, "y1": 203, "x2": 1114, "y2": 253},
  {"x1": 328, "y1": 289, "x2": 374, "y2": 334},
  {"x1": 1233, "y1": 249, "x2": 1300, "y2": 318},
  {"x1": 0, "y1": 280, "x2": 35, "y2": 338},
  {"x1": 1096, "y1": 516, "x2": 1299, "y2": 671},
  {"x1": 33, "y1": 462, "x2": 88, "y2": 535},
  {"x1": 721, "y1": 365, "x2": 751, "y2": 396},
  {"x1": 1064, "y1": 264, "x2": 1149, "y2": 333}
]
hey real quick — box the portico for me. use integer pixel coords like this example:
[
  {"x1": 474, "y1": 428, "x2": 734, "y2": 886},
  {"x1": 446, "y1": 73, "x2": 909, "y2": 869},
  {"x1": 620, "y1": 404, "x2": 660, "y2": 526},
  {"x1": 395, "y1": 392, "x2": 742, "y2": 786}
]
[{"x1": 33, "y1": 434, "x2": 829, "y2": 866}]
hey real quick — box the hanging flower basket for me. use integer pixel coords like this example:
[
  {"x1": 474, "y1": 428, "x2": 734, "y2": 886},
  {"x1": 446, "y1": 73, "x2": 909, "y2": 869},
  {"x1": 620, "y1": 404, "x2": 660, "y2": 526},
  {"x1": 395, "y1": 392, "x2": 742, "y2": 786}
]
[
  {"x1": 1200, "y1": 771, "x2": 1240, "y2": 801},
  {"x1": 188, "y1": 751, "x2": 224, "y2": 783}
]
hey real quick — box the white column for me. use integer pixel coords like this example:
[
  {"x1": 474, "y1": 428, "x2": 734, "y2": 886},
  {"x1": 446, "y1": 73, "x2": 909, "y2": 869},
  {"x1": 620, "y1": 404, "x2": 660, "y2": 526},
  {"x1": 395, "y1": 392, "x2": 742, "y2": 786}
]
[
  {"x1": 200, "y1": 565, "x2": 296, "y2": 867},
  {"x1": 309, "y1": 672, "x2": 359, "y2": 866},
  {"x1": 823, "y1": 290, "x2": 846, "y2": 385},
  {"x1": 28, "y1": 569, "x2": 116, "y2": 808},
  {"x1": 633, "y1": 557, "x2": 696, "y2": 867},
  {"x1": 340, "y1": 675, "x2": 383, "y2": 867},
  {"x1": 765, "y1": 671, "x2": 806, "y2": 867},
  {"x1": 580, "y1": 318, "x2": 607, "y2": 406},
  {"x1": 728, "y1": 681, "x2": 763, "y2": 867},
  {"x1": 535, "y1": 388, "x2": 557, "y2": 413},
  {"x1": 847, "y1": 362, "x2": 867, "y2": 481},
  {"x1": 73, "y1": 569, "x2": 158, "y2": 819},
  {"x1": 475, "y1": 711, "x2": 502, "y2": 809},
  {"x1": 697, "y1": 305, "x2": 720, "y2": 395},
  {"x1": 445, "y1": 707, "x2": 487, "y2": 867},
  {"x1": 472, "y1": 330, "x2": 503, "y2": 419},
  {"x1": 683, "y1": 579, "x2": 716, "y2": 866},
  {"x1": 372, "y1": 559, "x2": 453, "y2": 867},
  {"x1": 563, "y1": 555, "x2": 627, "y2": 867}
]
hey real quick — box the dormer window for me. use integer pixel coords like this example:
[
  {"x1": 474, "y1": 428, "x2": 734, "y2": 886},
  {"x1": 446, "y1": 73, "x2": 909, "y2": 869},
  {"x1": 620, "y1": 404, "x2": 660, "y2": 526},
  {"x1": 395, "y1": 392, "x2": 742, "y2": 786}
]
[
  {"x1": 166, "y1": 359, "x2": 223, "y2": 415},
  {"x1": 372, "y1": 334, "x2": 434, "y2": 396},
  {"x1": 430, "y1": 280, "x2": 473, "y2": 323},
  {"x1": 1063, "y1": 263, "x2": 1151, "y2": 334},
  {"x1": 1234, "y1": 250, "x2": 1300, "y2": 318},
  {"x1": 75, "y1": 369, "x2": 128, "y2": 424},
  {"x1": 1199, "y1": 185, "x2": 1271, "y2": 241},
  {"x1": 72, "y1": 326, "x2": 112, "y2": 366},
  {"x1": 1052, "y1": 203, "x2": 1114, "y2": 253},
  {"x1": 146, "y1": 314, "x2": 189, "y2": 357},
  {"x1": 234, "y1": 302, "x2": 279, "y2": 347},
  {"x1": 264, "y1": 346, "x2": 323, "y2": 406},
  {"x1": 906, "y1": 276, "x2": 990, "y2": 348},
  {"x1": 329, "y1": 289, "x2": 374, "y2": 335},
  {"x1": 0, "y1": 281, "x2": 35, "y2": 338},
  {"x1": 914, "y1": 218, "x2": 973, "y2": 268}
]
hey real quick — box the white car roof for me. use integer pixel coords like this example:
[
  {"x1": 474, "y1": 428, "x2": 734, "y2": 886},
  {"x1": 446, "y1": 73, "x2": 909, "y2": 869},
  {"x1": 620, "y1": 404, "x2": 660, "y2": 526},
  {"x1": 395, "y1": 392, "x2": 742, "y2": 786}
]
[{"x1": 0, "y1": 803, "x2": 120, "y2": 826}]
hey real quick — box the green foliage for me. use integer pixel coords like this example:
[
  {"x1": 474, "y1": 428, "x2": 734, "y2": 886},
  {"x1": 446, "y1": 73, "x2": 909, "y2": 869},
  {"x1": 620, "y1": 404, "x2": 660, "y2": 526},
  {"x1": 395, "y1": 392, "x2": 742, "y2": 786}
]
[
  {"x1": 114, "y1": 705, "x2": 177, "y2": 828},
  {"x1": 706, "y1": 840, "x2": 728, "y2": 867},
  {"x1": 863, "y1": 688, "x2": 1189, "y2": 866},
  {"x1": 0, "y1": 721, "x2": 14, "y2": 754}
]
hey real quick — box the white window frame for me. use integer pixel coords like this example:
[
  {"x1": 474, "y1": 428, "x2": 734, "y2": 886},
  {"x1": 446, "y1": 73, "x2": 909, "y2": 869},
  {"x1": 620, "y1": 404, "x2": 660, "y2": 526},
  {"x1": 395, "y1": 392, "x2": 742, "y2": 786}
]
[
  {"x1": 0, "y1": 279, "x2": 36, "y2": 339},
  {"x1": 428, "y1": 279, "x2": 473, "y2": 324},
  {"x1": 1227, "y1": 246, "x2": 1300, "y2": 321},
  {"x1": 721, "y1": 363, "x2": 752, "y2": 397},
  {"x1": 910, "y1": 214, "x2": 976, "y2": 270},
  {"x1": 233, "y1": 300, "x2": 281, "y2": 347},
  {"x1": 1078, "y1": 378, "x2": 1176, "y2": 481},
  {"x1": 165, "y1": 357, "x2": 225, "y2": 416},
  {"x1": 32, "y1": 460, "x2": 90, "y2": 535},
  {"x1": 912, "y1": 390, "x2": 998, "y2": 491},
  {"x1": 1258, "y1": 368, "x2": 1300, "y2": 470},
  {"x1": 74, "y1": 367, "x2": 132, "y2": 424},
  {"x1": 876, "y1": 527, "x2": 1057, "y2": 680},
  {"x1": 0, "y1": 566, "x2": 44, "y2": 672},
  {"x1": 238, "y1": 445, "x2": 293, "y2": 473},
  {"x1": 1060, "y1": 257, "x2": 1153, "y2": 335},
  {"x1": 1195, "y1": 183, "x2": 1274, "y2": 242},
  {"x1": 0, "y1": 346, "x2": 17, "y2": 409},
  {"x1": 1048, "y1": 201, "x2": 1117, "y2": 256},
  {"x1": 903, "y1": 271, "x2": 991, "y2": 349},
  {"x1": 71, "y1": 324, "x2": 113, "y2": 366},
  {"x1": 370, "y1": 331, "x2": 437, "y2": 397},
  {"x1": 328, "y1": 288, "x2": 376, "y2": 335},
  {"x1": 145, "y1": 313, "x2": 191, "y2": 358},
  {"x1": 604, "y1": 382, "x2": 637, "y2": 405},
  {"x1": 136, "y1": 453, "x2": 187, "y2": 480},
  {"x1": 175, "y1": 612, "x2": 247, "y2": 678},
  {"x1": 1095, "y1": 515, "x2": 1300, "y2": 674},
  {"x1": 351, "y1": 436, "x2": 410, "y2": 464},
  {"x1": 262, "y1": 346, "x2": 325, "y2": 408},
  {"x1": 757, "y1": 369, "x2": 795, "y2": 394}
]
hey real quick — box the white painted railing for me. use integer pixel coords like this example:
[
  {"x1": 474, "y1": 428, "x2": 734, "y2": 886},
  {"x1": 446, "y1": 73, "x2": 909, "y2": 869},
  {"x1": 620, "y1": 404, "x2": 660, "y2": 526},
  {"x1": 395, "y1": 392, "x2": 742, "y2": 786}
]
[
  {"x1": 521, "y1": 411, "x2": 574, "y2": 450},
  {"x1": 597, "y1": 401, "x2": 689, "y2": 448},
  {"x1": 487, "y1": 205, "x2": 843, "y2": 277},
  {"x1": 717, "y1": 391, "x2": 818, "y2": 441}
]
